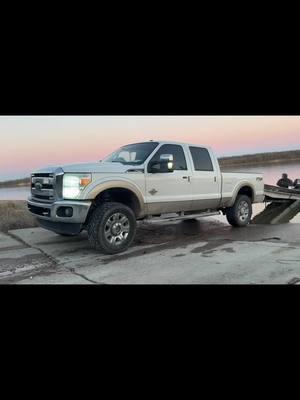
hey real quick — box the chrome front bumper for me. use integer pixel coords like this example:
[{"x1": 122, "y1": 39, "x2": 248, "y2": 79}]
[{"x1": 27, "y1": 197, "x2": 92, "y2": 224}]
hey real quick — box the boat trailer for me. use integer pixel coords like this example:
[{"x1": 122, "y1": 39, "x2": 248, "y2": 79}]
[{"x1": 252, "y1": 184, "x2": 300, "y2": 224}]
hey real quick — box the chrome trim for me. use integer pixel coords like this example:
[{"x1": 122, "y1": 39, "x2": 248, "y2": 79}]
[
  {"x1": 31, "y1": 167, "x2": 64, "y2": 204},
  {"x1": 27, "y1": 197, "x2": 91, "y2": 224}
]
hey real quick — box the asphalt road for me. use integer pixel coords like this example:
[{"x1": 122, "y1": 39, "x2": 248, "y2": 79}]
[{"x1": 1, "y1": 217, "x2": 300, "y2": 284}]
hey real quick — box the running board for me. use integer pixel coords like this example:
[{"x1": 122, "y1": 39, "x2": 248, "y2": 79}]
[{"x1": 146, "y1": 211, "x2": 221, "y2": 222}]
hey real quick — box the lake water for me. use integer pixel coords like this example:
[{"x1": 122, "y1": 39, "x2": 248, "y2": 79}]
[
  {"x1": 0, "y1": 186, "x2": 30, "y2": 200},
  {"x1": 223, "y1": 161, "x2": 300, "y2": 186}
]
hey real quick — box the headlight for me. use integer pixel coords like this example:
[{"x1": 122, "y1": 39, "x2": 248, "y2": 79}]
[{"x1": 63, "y1": 174, "x2": 92, "y2": 199}]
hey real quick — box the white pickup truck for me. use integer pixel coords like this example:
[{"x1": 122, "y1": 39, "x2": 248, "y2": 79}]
[{"x1": 28, "y1": 141, "x2": 265, "y2": 254}]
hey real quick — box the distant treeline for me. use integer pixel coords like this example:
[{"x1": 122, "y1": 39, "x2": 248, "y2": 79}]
[
  {"x1": 219, "y1": 149, "x2": 300, "y2": 167},
  {"x1": 0, "y1": 177, "x2": 30, "y2": 188}
]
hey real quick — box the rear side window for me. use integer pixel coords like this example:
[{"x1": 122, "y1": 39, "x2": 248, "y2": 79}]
[
  {"x1": 189, "y1": 147, "x2": 214, "y2": 171},
  {"x1": 149, "y1": 144, "x2": 187, "y2": 171}
]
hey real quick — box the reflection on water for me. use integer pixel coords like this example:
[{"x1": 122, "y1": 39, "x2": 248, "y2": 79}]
[
  {"x1": 0, "y1": 186, "x2": 30, "y2": 200},
  {"x1": 224, "y1": 161, "x2": 300, "y2": 186}
]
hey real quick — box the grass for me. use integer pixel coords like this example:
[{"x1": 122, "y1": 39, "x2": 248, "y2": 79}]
[{"x1": 0, "y1": 201, "x2": 38, "y2": 233}]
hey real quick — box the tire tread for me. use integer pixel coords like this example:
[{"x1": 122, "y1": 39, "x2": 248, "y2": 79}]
[
  {"x1": 87, "y1": 202, "x2": 136, "y2": 254},
  {"x1": 226, "y1": 195, "x2": 252, "y2": 227}
]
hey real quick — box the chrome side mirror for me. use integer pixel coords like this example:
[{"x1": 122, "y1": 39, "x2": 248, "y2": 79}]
[
  {"x1": 160, "y1": 154, "x2": 174, "y2": 170},
  {"x1": 160, "y1": 154, "x2": 173, "y2": 161}
]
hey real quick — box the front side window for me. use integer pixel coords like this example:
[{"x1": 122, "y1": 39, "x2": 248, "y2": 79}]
[
  {"x1": 189, "y1": 147, "x2": 214, "y2": 171},
  {"x1": 149, "y1": 144, "x2": 187, "y2": 171},
  {"x1": 103, "y1": 142, "x2": 159, "y2": 165}
]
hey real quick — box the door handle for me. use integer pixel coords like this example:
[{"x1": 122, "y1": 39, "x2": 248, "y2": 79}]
[{"x1": 183, "y1": 176, "x2": 191, "y2": 182}]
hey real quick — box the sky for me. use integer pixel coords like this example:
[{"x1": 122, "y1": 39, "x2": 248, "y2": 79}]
[{"x1": 0, "y1": 116, "x2": 300, "y2": 180}]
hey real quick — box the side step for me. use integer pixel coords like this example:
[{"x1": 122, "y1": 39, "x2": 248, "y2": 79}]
[{"x1": 146, "y1": 210, "x2": 221, "y2": 222}]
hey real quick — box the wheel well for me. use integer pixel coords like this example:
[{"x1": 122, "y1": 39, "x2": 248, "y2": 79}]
[
  {"x1": 92, "y1": 188, "x2": 141, "y2": 217},
  {"x1": 237, "y1": 186, "x2": 254, "y2": 202}
]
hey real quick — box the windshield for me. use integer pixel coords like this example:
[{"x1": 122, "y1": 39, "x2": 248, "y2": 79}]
[{"x1": 103, "y1": 142, "x2": 159, "y2": 165}]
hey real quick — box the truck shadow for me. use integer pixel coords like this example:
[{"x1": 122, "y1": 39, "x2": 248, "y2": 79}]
[
  {"x1": 51, "y1": 219, "x2": 228, "y2": 258},
  {"x1": 47, "y1": 218, "x2": 296, "y2": 263},
  {"x1": 135, "y1": 219, "x2": 227, "y2": 245}
]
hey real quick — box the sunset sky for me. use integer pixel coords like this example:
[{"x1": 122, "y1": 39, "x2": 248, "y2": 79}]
[{"x1": 0, "y1": 116, "x2": 300, "y2": 180}]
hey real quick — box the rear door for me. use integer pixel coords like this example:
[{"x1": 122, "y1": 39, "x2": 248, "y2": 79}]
[
  {"x1": 145, "y1": 144, "x2": 193, "y2": 214},
  {"x1": 188, "y1": 146, "x2": 222, "y2": 210}
]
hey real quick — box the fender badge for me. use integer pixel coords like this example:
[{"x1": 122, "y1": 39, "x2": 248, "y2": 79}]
[{"x1": 149, "y1": 189, "x2": 158, "y2": 195}]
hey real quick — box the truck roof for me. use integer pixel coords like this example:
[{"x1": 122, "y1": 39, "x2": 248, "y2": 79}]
[{"x1": 126, "y1": 140, "x2": 212, "y2": 149}]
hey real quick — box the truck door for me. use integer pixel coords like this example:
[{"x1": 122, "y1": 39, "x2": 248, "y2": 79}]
[
  {"x1": 145, "y1": 144, "x2": 193, "y2": 214},
  {"x1": 188, "y1": 146, "x2": 222, "y2": 210}
]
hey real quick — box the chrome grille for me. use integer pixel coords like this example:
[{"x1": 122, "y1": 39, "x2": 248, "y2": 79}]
[{"x1": 31, "y1": 173, "x2": 55, "y2": 203}]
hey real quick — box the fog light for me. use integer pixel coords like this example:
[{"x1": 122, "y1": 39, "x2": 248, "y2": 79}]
[
  {"x1": 65, "y1": 207, "x2": 73, "y2": 217},
  {"x1": 57, "y1": 207, "x2": 73, "y2": 218}
]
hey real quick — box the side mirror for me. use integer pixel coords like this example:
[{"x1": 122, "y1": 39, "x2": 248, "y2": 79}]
[{"x1": 160, "y1": 154, "x2": 174, "y2": 162}]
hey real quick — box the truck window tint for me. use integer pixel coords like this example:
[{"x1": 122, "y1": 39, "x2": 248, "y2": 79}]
[
  {"x1": 150, "y1": 144, "x2": 187, "y2": 170},
  {"x1": 104, "y1": 142, "x2": 159, "y2": 165},
  {"x1": 189, "y1": 147, "x2": 214, "y2": 171}
]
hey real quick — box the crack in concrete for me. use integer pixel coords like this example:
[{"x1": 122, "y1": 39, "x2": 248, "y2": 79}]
[
  {"x1": 66, "y1": 267, "x2": 104, "y2": 284},
  {"x1": 7, "y1": 231, "x2": 106, "y2": 284},
  {"x1": 276, "y1": 259, "x2": 300, "y2": 265},
  {"x1": 7, "y1": 231, "x2": 58, "y2": 269}
]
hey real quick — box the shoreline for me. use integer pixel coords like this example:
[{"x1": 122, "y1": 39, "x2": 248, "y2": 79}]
[
  {"x1": 0, "y1": 178, "x2": 30, "y2": 189},
  {"x1": 219, "y1": 157, "x2": 300, "y2": 168},
  {"x1": 0, "y1": 184, "x2": 30, "y2": 189},
  {"x1": 218, "y1": 156, "x2": 300, "y2": 167}
]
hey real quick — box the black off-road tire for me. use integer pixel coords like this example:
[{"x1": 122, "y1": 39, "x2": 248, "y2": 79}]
[
  {"x1": 226, "y1": 195, "x2": 252, "y2": 227},
  {"x1": 87, "y1": 202, "x2": 137, "y2": 254}
]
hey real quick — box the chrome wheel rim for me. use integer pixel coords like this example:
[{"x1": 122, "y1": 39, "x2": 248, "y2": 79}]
[
  {"x1": 238, "y1": 201, "x2": 250, "y2": 222},
  {"x1": 104, "y1": 213, "x2": 130, "y2": 246}
]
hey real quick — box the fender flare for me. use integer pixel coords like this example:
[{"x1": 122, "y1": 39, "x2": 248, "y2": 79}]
[
  {"x1": 82, "y1": 178, "x2": 146, "y2": 217},
  {"x1": 227, "y1": 182, "x2": 255, "y2": 207}
]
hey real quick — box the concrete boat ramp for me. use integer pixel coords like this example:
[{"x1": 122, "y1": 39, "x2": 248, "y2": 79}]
[{"x1": 1, "y1": 216, "x2": 300, "y2": 284}]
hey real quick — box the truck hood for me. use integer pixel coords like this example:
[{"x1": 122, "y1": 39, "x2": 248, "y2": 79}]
[{"x1": 33, "y1": 162, "x2": 144, "y2": 175}]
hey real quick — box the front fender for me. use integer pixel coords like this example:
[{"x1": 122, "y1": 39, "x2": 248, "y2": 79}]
[{"x1": 82, "y1": 176, "x2": 146, "y2": 215}]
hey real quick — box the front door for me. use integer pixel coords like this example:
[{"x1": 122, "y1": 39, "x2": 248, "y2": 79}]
[{"x1": 145, "y1": 144, "x2": 193, "y2": 214}]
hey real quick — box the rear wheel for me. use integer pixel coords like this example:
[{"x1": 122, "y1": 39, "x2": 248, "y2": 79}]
[
  {"x1": 87, "y1": 202, "x2": 136, "y2": 254},
  {"x1": 226, "y1": 195, "x2": 252, "y2": 227}
]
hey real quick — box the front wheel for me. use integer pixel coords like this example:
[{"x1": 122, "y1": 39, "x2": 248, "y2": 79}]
[
  {"x1": 87, "y1": 202, "x2": 137, "y2": 254},
  {"x1": 226, "y1": 195, "x2": 252, "y2": 227}
]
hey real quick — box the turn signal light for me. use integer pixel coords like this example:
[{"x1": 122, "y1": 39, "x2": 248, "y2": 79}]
[{"x1": 80, "y1": 177, "x2": 92, "y2": 186}]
